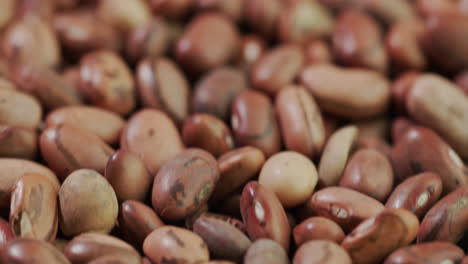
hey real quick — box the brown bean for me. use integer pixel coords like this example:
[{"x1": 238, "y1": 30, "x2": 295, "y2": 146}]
[
  {"x1": 0, "y1": 125, "x2": 37, "y2": 160},
  {"x1": 235, "y1": 35, "x2": 267, "y2": 71},
  {"x1": 0, "y1": 88, "x2": 42, "y2": 129},
  {"x1": 2, "y1": 238, "x2": 70, "y2": 263},
  {"x1": 143, "y1": 226, "x2": 209, "y2": 264},
  {"x1": 301, "y1": 64, "x2": 390, "y2": 119},
  {"x1": 250, "y1": 44, "x2": 304, "y2": 95},
  {"x1": 243, "y1": 239, "x2": 289, "y2": 264},
  {"x1": 384, "y1": 242, "x2": 464, "y2": 264},
  {"x1": 15, "y1": 0, "x2": 55, "y2": 20},
  {"x1": 259, "y1": 151, "x2": 318, "y2": 208},
  {"x1": 88, "y1": 255, "x2": 138, "y2": 264},
  {"x1": 294, "y1": 240, "x2": 352, "y2": 264},
  {"x1": 182, "y1": 114, "x2": 234, "y2": 157},
  {"x1": 190, "y1": 212, "x2": 246, "y2": 234},
  {"x1": 136, "y1": 57, "x2": 190, "y2": 125},
  {"x1": 120, "y1": 109, "x2": 184, "y2": 175},
  {"x1": 40, "y1": 124, "x2": 115, "y2": 180},
  {"x1": 303, "y1": 39, "x2": 332, "y2": 65},
  {"x1": 293, "y1": 217, "x2": 345, "y2": 246},
  {"x1": 231, "y1": 90, "x2": 282, "y2": 157},
  {"x1": 0, "y1": 218, "x2": 13, "y2": 248},
  {"x1": 97, "y1": 0, "x2": 151, "y2": 33},
  {"x1": 454, "y1": 70, "x2": 468, "y2": 96},
  {"x1": 356, "y1": 136, "x2": 392, "y2": 158},
  {"x1": 418, "y1": 186, "x2": 468, "y2": 243},
  {"x1": 210, "y1": 147, "x2": 265, "y2": 203},
  {"x1": 390, "y1": 71, "x2": 420, "y2": 115},
  {"x1": 391, "y1": 126, "x2": 467, "y2": 194},
  {"x1": 309, "y1": 187, "x2": 385, "y2": 232},
  {"x1": 276, "y1": 86, "x2": 325, "y2": 158},
  {"x1": 244, "y1": 0, "x2": 282, "y2": 38},
  {"x1": 147, "y1": 0, "x2": 193, "y2": 18},
  {"x1": 10, "y1": 173, "x2": 58, "y2": 241},
  {"x1": 152, "y1": 149, "x2": 219, "y2": 221},
  {"x1": 391, "y1": 117, "x2": 415, "y2": 143},
  {"x1": 240, "y1": 181, "x2": 290, "y2": 250},
  {"x1": 59, "y1": 169, "x2": 118, "y2": 236},
  {"x1": 194, "y1": 0, "x2": 243, "y2": 21},
  {"x1": 318, "y1": 126, "x2": 359, "y2": 187},
  {"x1": 386, "y1": 172, "x2": 443, "y2": 218},
  {"x1": 105, "y1": 150, "x2": 152, "y2": 202},
  {"x1": 193, "y1": 216, "x2": 252, "y2": 262},
  {"x1": 175, "y1": 13, "x2": 239, "y2": 75},
  {"x1": 65, "y1": 232, "x2": 141, "y2": 264},
  {"x1": 0, "y1": 0, "x2": 14, "y2": 30},
  {"x1": 406, "y1": 74, "x2": 468, "y2": 160},
  {"x1": 79, "y1": 50, "x2": 135, "y2": 115},
  {"x1": 193, "y1": 67, "x2": 248, "y2": 121}
]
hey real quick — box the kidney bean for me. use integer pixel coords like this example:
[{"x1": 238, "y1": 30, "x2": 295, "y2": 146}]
[
  {"x1": 303, "y1": 39, "x2": 332, "y2": 65},
  {"x1": 318, "y1": 126, "x2": 359, "y2": 187},
  {"x1": 454, "y1": 70, "x2": 468, "y2": 96},
  {"x1": 0, "y1": 88, "x2": 42, "y2": 130},
  {"x1": 120, "y1": 109, "x2": 184, "y2": 175},
  {"x1": 59, "y1": 169, "x2": 118, "y2": 236},
  {"x1": 356, "y1": 136, "x2": 392, "y2": 157},
  {"x1": 147, "y1": 0, "x2": 193, "y2": 18},
  {"x1": 152, "y1": 149, "x2": 219, "y2": 221},
  {"x1": 97, "y1": 0, "x2": 151, "y2": 34},
  {"x1": 250, "y1": 44, "x2": 304, "y2": 95},
  {"x1": 386, "y1": 172, "x2": 443, "y2": 218},
  {"x1": 391, "y1": 126, "x2": 467, "y2": 194},
  {"x1": 293, "y1": 217, "x2": 345, "y2": 246},
  {"x1": 340, "y1": 149, "x2": 394, "y2": 202},
  {"x1": 40, "y1": 124, "x2": 115, "y2": 180},
  {"x1": 309, "y1": 187, "x2": 385, "y2": 232},
  {"x1": 65, "y1": 232, "x2": 141, "y2": 264},
  {"x1": 193, "y1": 216, "x2": 251, "y2": 262},
  {"x1": 384, "y1": 242, "x2": 464, "y2": 264},
  {"x1": 240, "y1": 181, "x2": 290, "y2": 250},
  {"x1": 175, "y1": 13, "x2": 239, "y2": 75},
  {"x1": 235, "y1": 35, "x2": 266, "y2": 71},
  {"x1": 182, "y1": 114, "x2": 234, "y2": 157},
  {"x1": 390, "y1": 71, "x2": 420, "y2": 115},
  {"x1": 406, "y1": 74, "x2": 468, "y2": 160},
  {"x1": 193, "y1": 67, "x2": 248, "y2": 121},
  {"x1": 0, "y1": 218, "x2": 13, "y2": 248},
  {"x1": 244, "y1": 239, "x2": 289, "y2": 264},
  {"x1": 0, "y1": 125, "x2": 37, "y2": 160},
  {"x1": 2, "y1": 238, "x2": 70, "y2": 263},
  {"x1": 231, "y1": 90, "x2": 282, "y2": 157},
  {"x1": 244, "y1": 0, "x2": 282, "y2": 39},
  {"x1": 10, "y1": 173, "x2": 58, "y2": 241},
  {"x1": 341, "y1": 208, "x2": 419, "y2": 264},
  {"x1": 1, "y1": 16, "x2": 61, "y2": 69},
  {"x1": 294, "y1": 240, "x2": 352, "y2": 264},
  {"x1": 105, "y1": 150, "x2": 152, "y2": 202},
  {"x1": 276, "y1": 85, "x2": 326, "y2": 158},
  {"x1": 301, "y1": 64, "x2": 390, "y2": 119},
  {"x1": 259, "y1": 151, "x2": 318, "y2": 208},
  {"x1": 418, "y1": 186, "x2": 468, "y2": 243},
  {"x1": 143, "y1": 226, "x2": 209, "y2": 264},
  {"x1": 391, "y1": 117, "x2": 415, "y2": 143},
  {"x1": 118, "y1": 200, "x2": 164, "y2": 249},
  {"x1": 136, "y1": 57, "x2": 190, "y2": 125},
  {"x1": 194, "y1": 0, "x2": 243, "y2": 21}
]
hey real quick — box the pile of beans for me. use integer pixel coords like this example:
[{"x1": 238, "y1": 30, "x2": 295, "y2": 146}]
[{"x1": 0, "y1": 0, "x2": 468, "y2": 263}]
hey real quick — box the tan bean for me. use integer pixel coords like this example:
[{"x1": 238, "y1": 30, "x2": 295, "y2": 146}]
[
  {"x1": 294, "y1": 240, "x2": 352, "y2": 264},
  {"x1": 2, "y1": 238, "x2": 70, "y2": 263},
  {"x1": 97, "y1": 0, "x2": 151, "y2": 33},
  {"x1": 384, "y1": 242, "x2": 464, "y2": 264},
  {"x1": 0, "y1": 125, "x2": 37, "y2": 160},
  {"x1": 0, "y1": 77, "x2": 15, "y2": 90},
  {"x1": 59, "y1": 169, "x2": 118, "y2": 236},
  {"x1": 293, "y1": 217, "x2": 345, "y2": 246},
  {"x1": 0, "y1": 88, "x2": 42, "y2": 130},
  {"x1": 0, "y1": 0, "x2": 14, "y2": 30},
  {"x1": 243, "y1": 239, "x2": 289, "y2": 264},
  {"x1": 353, "y1": 116, "x2": 390, "y2": 140}
]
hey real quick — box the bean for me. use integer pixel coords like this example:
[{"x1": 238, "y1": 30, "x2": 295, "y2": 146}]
[
  {"x1": 244, "y1": 239, "x2": 289, "y2": 264},
  {"x1": 0, "y1": 125, "x2": 37, "y2": 160},
  {"x1": 2, "y1": 238, "x2": 70, "y2": 263},
  {"x1": 0, "y1": 218, "x2": 13, "y2": 248},
  {"x1": 147, "y1": 0, "x2": 193, "y2": 18},
  {"x1": 97, "y1": 0, "x2": 151, "y2": 33},
  {"x1": 193, "y1": 0, "x2": 243, "y2": 21},
  {"x1": 0, "y1": 88, "x2": 42, "y2": 130},
  {"x1": 294, "y1": 240, "x2": 352, "y2": 264},
  {"x1": 244, "y1": 0, "x2": 282, "y2": 39},
  {"x1": 235, "y1": 35, "x2": 266, "y2": 71},
  {"x1": 293, "y1": 217, "x2": 345, "y2": 246},
  {"x1": 384, "y1": 242, "x2": 464, "y2": 264},
  {"x1": 303, "y1": 39, "x2": 332, "y2": 65},
  {"x1": 390, "y1": 71, "x2": 420, "y2": 115},
  {"x1": 0, "y1": 0, "x2": 14, "y2": 30}
]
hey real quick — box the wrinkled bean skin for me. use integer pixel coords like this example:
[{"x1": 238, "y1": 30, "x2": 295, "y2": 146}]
[
  {"x1": 235, "y1": 35, "x2": 266, "y2": 71},
  {"x1": 136, "y1": 57, "x2": 190, "y2": 125},
  {"x1": 0, "y1": 125, "x2": 37, "y2": 160},
  {"x1": 276, "y1": 86, "x2": 326, "y2": 158},
  {"x1": 59, "y1": 169, "x2": 118, "y2": 236},
  {"x1": 120, "y1": 109, "x2": 184, "y2": 175},
  {"x1": 391, "y1": 126, "x2": 467, "y2": 194},
  {"x1": 231, "y1": 90, "x2": 282, "y2": 157},
  {"x1": 143, "y1": 226, "x2": 209, "y2": 264},
  {"x1": 182, "y1": 114, "x2": 235, "y2": 157},
  {"x1": 0, "y1": 218, "x2": 13, "y2": 248},
  {"x1": 240, "y1": 181, "x2": 290, "y2": 250},
  {"x1": 193, "y1": 216, "x2": 252, "y2": 262},
  {"x1": 243, "y1": 239, "x2": 289, "y2": 264},
  {"x1": 152, "y1": 149, "x2": 219, "y2": 221},
  {"x1": 309, "y1": 187, "x2": 385, "y2": 232},
  {"x1": 1, "y1": 238, "x2": 70, "y2": 264},
  {"x1": 250, "y1": 44, "x2": 304, "y2": 95},
  {"x1": 210, "y1": 147, "x2": 265, "y2": 203},
  {"x1": 79, "y1": 50, "x2": 136, "y2": 115},
  {"x1": 384, "y1": 242, "x2": 464, "y2": 264},
  {"x1": 40, "y1": 124, "x2": 115, "y2": 180},
  {"x1": 418, "y1": 186, "x2": 468, "y2": 243},
  {"x1": 46, "y1": 106, "x2": 125, "y2": 145},
  {"x1": 10, "y1": 173, "x2": 58, "y2": 242},
  {"x1": 65, "y1": 232, "x2": 141, "y2": 264},
  {"x1": 0, "y1": 88, "x2": 42, "y2": 130},
  {"x1": 341, "y1": 208, "x2": 419, "y2": 264},
  {"x1": 119, "y1": 200, "x2": 164, "y2": 250},
  {"x1": 293, "y1": 217, "x2": 345, "y2": 246},
  {"x1": 293, "y1": 240, "x2": 352, "y2": 264},
  {"x1": 386, "y1": 172, "x2": 443, "y2": 218},
  {"x1": 193, "y1": 67, "x2": 248, "y2": 122},
  {"x1": 301, "y1": 64, "x2": 390, "y2": 119}
]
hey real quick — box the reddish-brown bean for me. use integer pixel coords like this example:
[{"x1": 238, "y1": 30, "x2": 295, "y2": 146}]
[
  {"x1": 194, "y1": 0, "x2": 243, "y2": 21},
  {"x1": 244, "y1": 0, "x2": 282, "y2": 39},
  {"x1": 384, "y1": 242, "x2": 465, "y2": 264},
  {"x1": 303, "y1": 39, "x2": 332, "y2": 65},
  {"x1": 391, "y1": 71, "x2": 420, "y2": 115},
  {"x1": 356, "y1": 136, "x2": 392, "y2": 157},
  {"x1": 0, "y1": 218, "x2": 13, "y2": 248},
  {"x1": 235, "y1": 35, "x2": 266, "y2": 71},
  {"x1": 243, "y1": 239, "x2": 289, "y2": 264},
  {"x1": 391, "y1": 117, "x2": 415, "y2": 143},
  {"x1": 0, "y1": 125, "x2": 37, "y2": 160},
  {"x1": 293, "y1": 217, "x2": 345, "y2": 246},
  {"x1": 294, "y1": 240, "x2": 352, "y2": 264},
  {"x1": 2, "y1": 239, "x2": 70, "y2": 263},
  {"x1": 147, "y1": 0, "x2": 193, "y2": 18}
]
